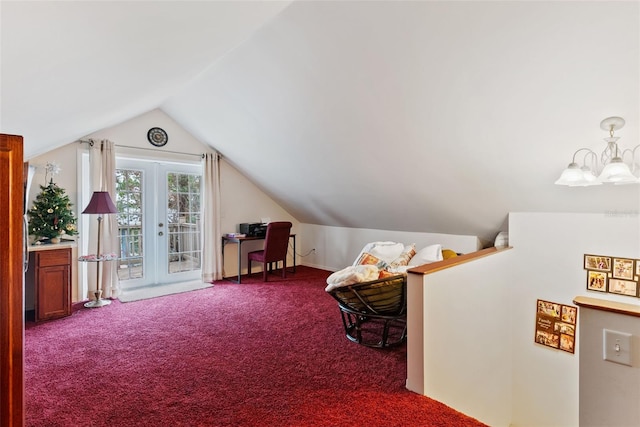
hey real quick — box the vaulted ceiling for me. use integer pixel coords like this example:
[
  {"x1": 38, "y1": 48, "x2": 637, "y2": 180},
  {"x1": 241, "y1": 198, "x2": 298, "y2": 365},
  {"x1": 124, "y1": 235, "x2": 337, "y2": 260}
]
[{"x1": 2, "y1": 1, "x2": 639, "y2": 244}]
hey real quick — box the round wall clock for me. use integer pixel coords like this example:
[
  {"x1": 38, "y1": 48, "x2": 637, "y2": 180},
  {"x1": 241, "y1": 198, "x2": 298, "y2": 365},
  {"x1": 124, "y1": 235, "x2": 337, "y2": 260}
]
[{"x1": 147, "y1": 127, "x2": 168, "y2": 147}]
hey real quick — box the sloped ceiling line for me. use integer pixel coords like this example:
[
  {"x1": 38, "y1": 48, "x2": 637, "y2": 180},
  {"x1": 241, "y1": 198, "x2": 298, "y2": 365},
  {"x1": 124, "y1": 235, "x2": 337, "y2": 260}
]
[{"x1": 3, "y1": 1, "x2": 639, "y2": 244}]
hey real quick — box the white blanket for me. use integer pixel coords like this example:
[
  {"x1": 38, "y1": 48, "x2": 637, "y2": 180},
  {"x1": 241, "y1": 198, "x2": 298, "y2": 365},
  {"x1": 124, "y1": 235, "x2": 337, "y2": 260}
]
[{"x1": 324, "y1": 265, "x2": 379, "y2": 292}]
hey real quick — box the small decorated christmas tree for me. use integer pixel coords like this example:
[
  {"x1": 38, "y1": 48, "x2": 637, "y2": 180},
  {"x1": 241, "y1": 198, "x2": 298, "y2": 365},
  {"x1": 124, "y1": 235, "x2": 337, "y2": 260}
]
[{"x1": 28, "y1": 163, "x2": 77, "y2": 241}]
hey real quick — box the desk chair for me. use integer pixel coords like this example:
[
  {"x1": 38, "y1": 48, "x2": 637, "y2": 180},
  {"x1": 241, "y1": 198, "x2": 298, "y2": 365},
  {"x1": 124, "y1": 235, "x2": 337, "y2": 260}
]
[{"x1": 247, "y1": 221, "x2": 293, "y2": 281}]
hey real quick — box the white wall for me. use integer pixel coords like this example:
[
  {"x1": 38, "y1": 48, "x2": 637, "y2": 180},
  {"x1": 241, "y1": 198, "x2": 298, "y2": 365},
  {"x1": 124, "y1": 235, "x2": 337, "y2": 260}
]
[
  {"x1": 26, "y1": 108, "x2": 215, "y2": 231},
  {"x1": 87, "y1": 108, "x2": 300, "y2": 277},
  {"x1": 26, "y1": 137, "x2": 80, "y2": 308},
  {"x1": 26, "y1": 143, "x2": 80, "y2": 232},
  {"x1": 508, "y1": 212, "x2": 640, "y2": 427},
  {"x1": 218, "y1": 159, "x2": 299, "y2": 276},
  {"x1": 299, "y1": 223, "x2": 481, "y2": 271},
  {"x1": 405, "y1": 212, "x2": 640, "y2": 426},
  {"x1": 27, "y1": 108, "x2": 299, "y2": 298},
  {"x1": 406, "y1": 249, "x2": 514, "y2": 427}
]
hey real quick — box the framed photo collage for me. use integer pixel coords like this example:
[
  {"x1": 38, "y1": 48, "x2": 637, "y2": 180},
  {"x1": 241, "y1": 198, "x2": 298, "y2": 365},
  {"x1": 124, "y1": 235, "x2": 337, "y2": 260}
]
[
  {"x1": 584, "y1": 254, "x2": 640, "y2": 298},
  {"x1": 535, "y1": 299, "x2": 577, "y2": 354}
]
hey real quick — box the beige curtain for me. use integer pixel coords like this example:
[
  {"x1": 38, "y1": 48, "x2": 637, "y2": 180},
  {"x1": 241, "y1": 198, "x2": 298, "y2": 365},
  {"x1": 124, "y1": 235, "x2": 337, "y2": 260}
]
[
  {"x1": 201, "y1": 153, "x2": 223, "y2": 282},
  {"x1": 87, "y1": 139, "x2": 119, "y2": 299}
]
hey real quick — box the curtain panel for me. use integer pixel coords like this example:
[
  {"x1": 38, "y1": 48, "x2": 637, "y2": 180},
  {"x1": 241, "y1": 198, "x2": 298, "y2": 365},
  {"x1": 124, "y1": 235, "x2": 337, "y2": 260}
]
[
  {"x1": 87, "y1": 139, "x2": 119, "y2": 299},
  {"x1": 201, "y1": 153, "x2": 222, "y2": 282}
]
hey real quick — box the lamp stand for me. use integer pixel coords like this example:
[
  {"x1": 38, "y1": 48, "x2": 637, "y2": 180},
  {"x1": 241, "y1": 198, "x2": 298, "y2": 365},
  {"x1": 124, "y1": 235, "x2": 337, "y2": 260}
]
[{"x1": 84, "y1": 215, "x2": 111, "y2": 308}]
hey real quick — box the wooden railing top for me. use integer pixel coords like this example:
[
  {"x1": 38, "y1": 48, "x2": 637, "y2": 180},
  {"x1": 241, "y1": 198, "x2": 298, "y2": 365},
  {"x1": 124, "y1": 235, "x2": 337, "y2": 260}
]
[
  {"x1": 573, "y1": 296, "x2": 640, "y2": 318},
  {"x1": 407, "y1": 246, "x2": 512, "y2": 276}
]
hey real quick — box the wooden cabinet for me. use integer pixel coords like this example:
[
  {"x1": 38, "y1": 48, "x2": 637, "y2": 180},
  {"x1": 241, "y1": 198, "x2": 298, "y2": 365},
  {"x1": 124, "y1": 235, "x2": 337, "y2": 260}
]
[{"x1": 27, "y1": 247, "x2": 72, "y2": 322}]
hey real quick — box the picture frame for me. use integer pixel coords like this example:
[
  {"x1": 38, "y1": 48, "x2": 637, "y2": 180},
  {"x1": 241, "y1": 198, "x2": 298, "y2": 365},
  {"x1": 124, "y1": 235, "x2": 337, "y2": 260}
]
[
  {"x1": 561, "y1": 306, "x2": 577, "y2": 324},
  {"x1": 584, "y1": 254, "x2": 611, "y2": 272},
  {"x1": 537, "y1": 300, "x2": 560, "y2": 318},
  {"x1": 613, "y1": 258, "x2": 634, "y2": 280},
  {"x1": 535, "y1": 330, "x2": 559, "y2": 348},
  {"x1": 636, "y1": 260, "x2": 640, "y2": 276},
  {"x1": 535, "y1": 299, "x2": 577, "y2": 354},
  {"x1": 560, "y1": 334, "x2": 575, "y2": 353},
  {"x1": 608, "y1": 279, "x2": 638, "y2": 297},
  {"x1": 554, "y1": 321, "x2": 575, "y2": 337},
  {"x1": 587, "y1": 271, "x2": 607, "y2": 292}
]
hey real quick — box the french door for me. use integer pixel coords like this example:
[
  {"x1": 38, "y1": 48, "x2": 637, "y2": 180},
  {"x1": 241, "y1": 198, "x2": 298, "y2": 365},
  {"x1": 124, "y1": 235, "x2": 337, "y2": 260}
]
[{"x1": 115, "y1": 158, "x2": 202, "y2": 289}]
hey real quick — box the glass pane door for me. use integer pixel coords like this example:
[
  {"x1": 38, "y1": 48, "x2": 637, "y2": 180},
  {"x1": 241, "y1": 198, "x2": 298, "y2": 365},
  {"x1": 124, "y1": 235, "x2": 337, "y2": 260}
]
[
  {"x1": 116, "y1": 158, "x2": 202, "y2": 289},
  {"x1": 167, "y1": 171, "x2": 202, "y2": 275},
  {"x1": 116, "y1": 168, "x2": 144, "y2": 281}
]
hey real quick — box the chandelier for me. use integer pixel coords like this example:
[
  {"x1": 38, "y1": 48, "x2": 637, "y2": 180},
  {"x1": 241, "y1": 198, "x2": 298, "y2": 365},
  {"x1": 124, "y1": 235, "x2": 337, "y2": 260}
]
[{"x1": 555, "y1": 116, "x2": 639, "y2": 186}]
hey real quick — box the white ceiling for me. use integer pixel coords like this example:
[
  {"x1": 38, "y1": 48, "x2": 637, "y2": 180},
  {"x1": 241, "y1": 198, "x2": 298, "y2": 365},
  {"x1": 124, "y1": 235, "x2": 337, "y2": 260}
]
[
  {"x1": 0, "y1": 0, "x2": 292, "y2": 154},
  {"x1": 2, "y1": 1, "x2": 639, "y2": 244}
]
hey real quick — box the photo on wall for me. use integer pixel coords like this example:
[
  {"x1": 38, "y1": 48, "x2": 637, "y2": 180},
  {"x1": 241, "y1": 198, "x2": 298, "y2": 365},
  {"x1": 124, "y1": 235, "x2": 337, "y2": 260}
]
[
  {"x1": 586, "y1": 271, "x2": 607, "y2": 292},
  {"x1": 584, "y1": 255, "x2": 611, "y2": 272},
  {"x1": 608, "y1": 279, "x2": 638, "y2": 297},
  {"x1": 534, "y1": 299, "x2": 577, "y2": 354},
  {"x1": 613, "y1": 258, "x2": 634, "y2": 280},
  {"x1": 584, "y1": 253, "x2": 639, "y2": 299}
]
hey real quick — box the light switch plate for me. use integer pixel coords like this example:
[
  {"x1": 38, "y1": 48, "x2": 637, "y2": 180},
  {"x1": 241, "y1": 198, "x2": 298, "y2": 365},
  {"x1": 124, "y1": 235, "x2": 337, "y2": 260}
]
[{"x1": 603, "y1": 329, "x2": 632, "y2": 366}]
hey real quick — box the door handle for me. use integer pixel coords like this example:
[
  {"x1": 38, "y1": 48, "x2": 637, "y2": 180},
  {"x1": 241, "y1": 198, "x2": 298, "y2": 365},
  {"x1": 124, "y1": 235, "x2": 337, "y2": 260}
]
[
  {"x1": 158, "y1": 222, "x2": 164, "y2": 227},
  {"x1": 158, "y1": 231, "x2": 164, "y2": 236}
]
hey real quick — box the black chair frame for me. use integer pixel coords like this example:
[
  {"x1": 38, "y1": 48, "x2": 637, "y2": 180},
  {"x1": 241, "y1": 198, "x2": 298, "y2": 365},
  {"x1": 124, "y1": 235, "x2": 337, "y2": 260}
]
[{"x1": 328, "y1": 274, "x2": 407, "y2": 348}]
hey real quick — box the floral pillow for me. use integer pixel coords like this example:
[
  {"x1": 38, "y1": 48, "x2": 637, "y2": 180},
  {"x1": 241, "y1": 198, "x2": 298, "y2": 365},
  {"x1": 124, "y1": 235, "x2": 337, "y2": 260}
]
[
  {"x1": 389, "y1": 244, "x2": 416, "y2": 269},
  {"x1": 355, "y1": 252, "x2": 390, "y2": 270},
  {"x1": 353, "y1": 241, "x2": 405, "y2": 266}
]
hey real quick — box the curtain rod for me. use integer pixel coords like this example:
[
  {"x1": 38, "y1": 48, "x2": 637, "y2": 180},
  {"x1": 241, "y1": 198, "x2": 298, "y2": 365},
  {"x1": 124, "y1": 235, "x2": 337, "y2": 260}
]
[{"x1": 78, "y1": 139, "x2": 216, "y2": 159}]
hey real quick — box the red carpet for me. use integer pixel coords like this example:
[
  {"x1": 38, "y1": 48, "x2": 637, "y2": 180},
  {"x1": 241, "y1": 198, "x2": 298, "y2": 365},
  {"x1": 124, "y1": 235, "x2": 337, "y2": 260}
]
[{"x1": 25, "y1": 266, "x2": 486, "y2": 426}]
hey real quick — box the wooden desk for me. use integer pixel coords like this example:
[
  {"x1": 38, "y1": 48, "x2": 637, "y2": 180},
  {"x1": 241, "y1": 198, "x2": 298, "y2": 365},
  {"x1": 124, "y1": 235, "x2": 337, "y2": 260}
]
[{"x1": 222, "y1": 234, "x2": 296, "y2": 283}]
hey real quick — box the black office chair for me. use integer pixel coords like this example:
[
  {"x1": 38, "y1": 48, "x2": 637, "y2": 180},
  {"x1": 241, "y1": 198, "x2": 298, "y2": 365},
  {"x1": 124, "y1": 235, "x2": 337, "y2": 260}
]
[{"x1": 247, "y1": 222, "x2": 292, "y2": 281}]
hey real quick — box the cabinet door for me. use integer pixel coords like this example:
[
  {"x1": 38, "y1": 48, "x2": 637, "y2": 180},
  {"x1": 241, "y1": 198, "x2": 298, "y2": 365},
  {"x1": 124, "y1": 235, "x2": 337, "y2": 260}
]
[{"x1": 36, "y1": 264, "x2": 70, "y2": 322}]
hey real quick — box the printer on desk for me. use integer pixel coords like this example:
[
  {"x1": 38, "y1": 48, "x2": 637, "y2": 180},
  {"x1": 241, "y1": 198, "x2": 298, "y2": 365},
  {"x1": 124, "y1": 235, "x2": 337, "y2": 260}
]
[{"x1": 239, "y1": 222, "x2": 267, "y2": 238}]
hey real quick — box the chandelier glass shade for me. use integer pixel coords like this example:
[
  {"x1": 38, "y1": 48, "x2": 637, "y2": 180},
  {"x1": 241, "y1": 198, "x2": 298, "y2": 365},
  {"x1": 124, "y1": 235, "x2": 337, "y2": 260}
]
[{"x1": 555, "y1": 117, "x2": 639, "y2": 186}]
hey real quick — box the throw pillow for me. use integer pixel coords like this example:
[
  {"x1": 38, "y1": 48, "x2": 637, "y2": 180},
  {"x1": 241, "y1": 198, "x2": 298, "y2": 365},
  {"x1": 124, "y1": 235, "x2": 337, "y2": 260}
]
[
  {"x1": 407, "y1": 244, "x2": 443, "y2": 267},
  {"x1": 368, "y1": 241, "x2": 405, "y2": 264},
  {"x1": 389, "y1": 243, "x2": 417, "y2": 268},
  {"x1": 355, "y1": 252, "x2": 390, "y2": 270},
  {"x1": 351, "y1": 241, "x2": 405, "y2": 266},
  {"x1": 442, "y1": 249, "x2": 458, "y2": 259}
]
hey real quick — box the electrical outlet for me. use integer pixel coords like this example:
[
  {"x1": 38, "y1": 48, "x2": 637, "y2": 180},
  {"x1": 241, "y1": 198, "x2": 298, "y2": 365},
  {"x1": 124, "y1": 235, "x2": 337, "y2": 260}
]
[{"x1": 603, "y1": 329, "x2": 633, "y2": 366}]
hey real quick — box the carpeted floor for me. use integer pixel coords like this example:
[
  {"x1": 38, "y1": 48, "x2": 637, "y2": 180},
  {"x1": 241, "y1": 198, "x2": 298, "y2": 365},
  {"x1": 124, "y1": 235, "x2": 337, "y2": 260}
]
[{"x1": 24, "y1": 266, "x2": 486, "y2": 427}]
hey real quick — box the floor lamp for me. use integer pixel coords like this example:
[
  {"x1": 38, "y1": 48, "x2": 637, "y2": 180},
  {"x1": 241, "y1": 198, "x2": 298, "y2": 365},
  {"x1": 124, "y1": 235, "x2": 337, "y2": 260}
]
[{"x1": 83, "y1": 191, "x2": 118, "y2": 308}]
